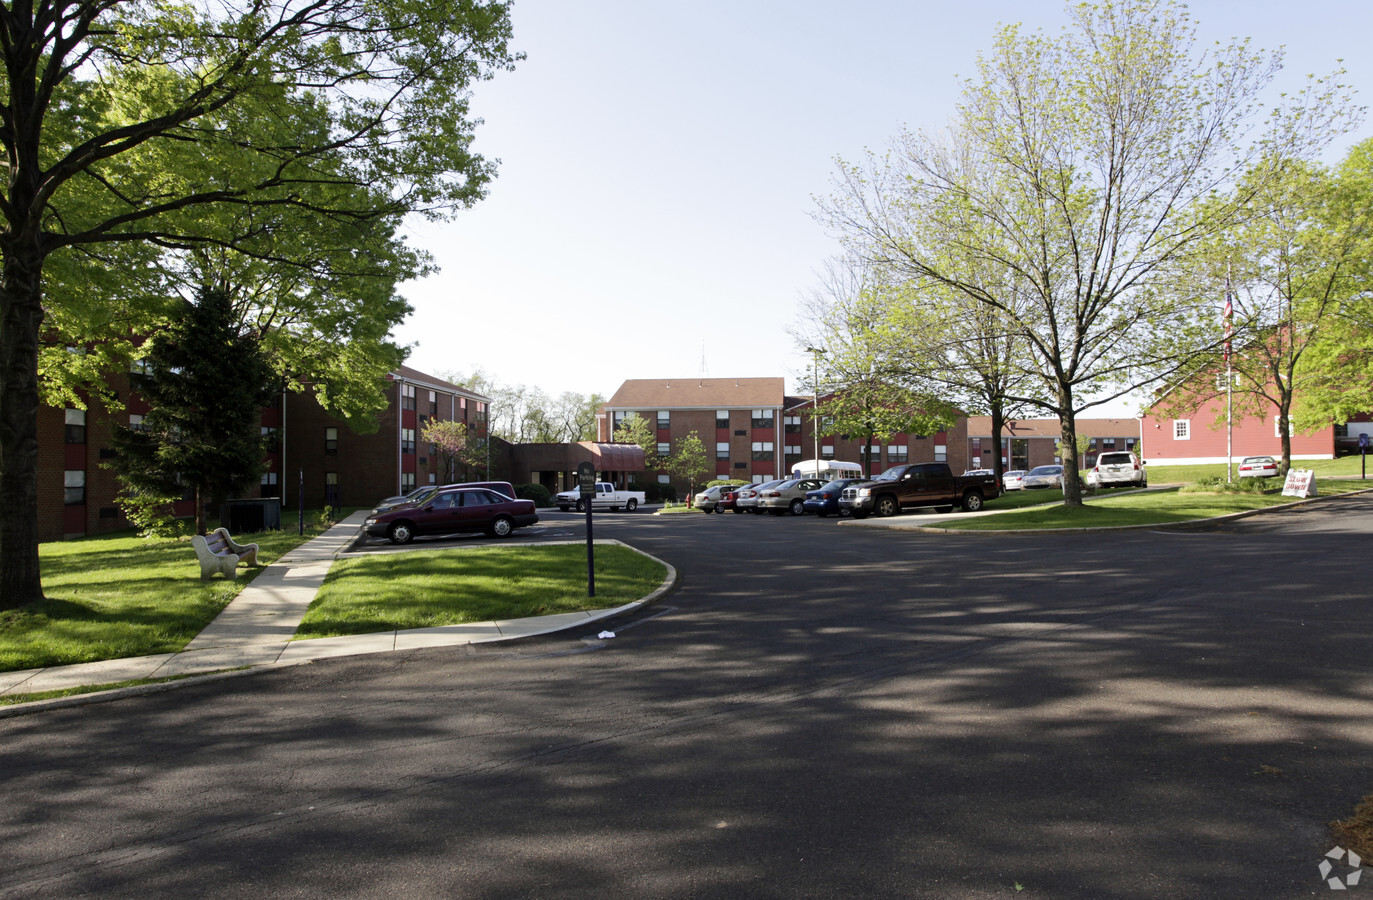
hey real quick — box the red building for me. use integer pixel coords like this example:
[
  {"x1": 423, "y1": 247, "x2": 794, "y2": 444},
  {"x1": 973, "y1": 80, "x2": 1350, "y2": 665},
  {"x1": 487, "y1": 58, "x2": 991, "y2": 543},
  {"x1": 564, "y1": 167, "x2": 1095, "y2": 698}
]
[{"x1": 39, "y1": 364, "x2": 489, "y2": 542}]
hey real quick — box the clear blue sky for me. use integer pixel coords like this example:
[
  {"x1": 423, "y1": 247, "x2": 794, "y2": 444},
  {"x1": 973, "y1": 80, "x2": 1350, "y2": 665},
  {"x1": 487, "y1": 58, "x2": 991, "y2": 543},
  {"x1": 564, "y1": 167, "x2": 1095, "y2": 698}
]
[{"x1": 394, "y1": 0, "x2": 1373, "y2": 411}]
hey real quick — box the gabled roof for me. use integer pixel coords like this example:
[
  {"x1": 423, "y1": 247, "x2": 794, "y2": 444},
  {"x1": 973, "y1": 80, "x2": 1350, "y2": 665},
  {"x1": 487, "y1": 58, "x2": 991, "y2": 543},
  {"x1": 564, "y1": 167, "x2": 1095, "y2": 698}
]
[
  {"x1": 389, "y1": 365, "x2": 490, "y2": 402},
  {"x1": 605, "y1": 377, "x2": 786, "y2": 410}
]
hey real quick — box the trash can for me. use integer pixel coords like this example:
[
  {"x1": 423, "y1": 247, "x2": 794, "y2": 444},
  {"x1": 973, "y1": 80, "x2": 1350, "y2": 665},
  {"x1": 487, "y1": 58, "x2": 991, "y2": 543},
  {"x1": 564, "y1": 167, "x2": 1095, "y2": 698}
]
[{"x1": 221, "y1": 498, "x2": 282, "y2": 533}]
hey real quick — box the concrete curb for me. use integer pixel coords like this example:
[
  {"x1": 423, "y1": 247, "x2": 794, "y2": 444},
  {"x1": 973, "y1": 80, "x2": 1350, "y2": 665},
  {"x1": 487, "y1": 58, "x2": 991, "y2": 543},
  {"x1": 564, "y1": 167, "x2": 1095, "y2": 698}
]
[{"x1": 0, "y1": 537, "x2": 678, "y2": 719}]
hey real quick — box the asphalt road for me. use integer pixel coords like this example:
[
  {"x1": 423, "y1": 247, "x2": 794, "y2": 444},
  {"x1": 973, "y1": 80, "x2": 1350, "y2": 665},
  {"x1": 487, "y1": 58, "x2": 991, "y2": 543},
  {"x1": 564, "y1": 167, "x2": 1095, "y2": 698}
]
[{"x1": 5, "y1": 497, "x2": 1373, "y2": 898}]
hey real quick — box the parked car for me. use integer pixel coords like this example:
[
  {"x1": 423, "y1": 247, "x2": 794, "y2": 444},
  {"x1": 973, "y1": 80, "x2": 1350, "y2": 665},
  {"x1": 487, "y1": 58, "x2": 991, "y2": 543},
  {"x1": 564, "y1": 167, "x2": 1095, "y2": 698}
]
[
  {"x1": 1002, "y1": 470, "x2": 1027, "y2": 491},
  {"x1": 1238, "y1": 455, "x2": 1279, "y2": 478},
  {"x1": 735, "y1": 479, "x2": 786, "y2": 514},
  {"x1": 693, "y1": 483, "x2": 743, "y2": 513},
  {"x1": 718, "y1": 485, "x2": 746, "y2": 513},
  {"x1": 1086, "y1": 452, "x2": 1147, "y2": 488},
  {"x1": 373, "y1": 481, "x2": 516, "y2": 515},
  {"x1": 371, "y1": 485, "x2": 434, "y2": 515},
  {"x1": 364, "y1": 487, "x2": 539, "y2": 544},
  {"x1": 757, "y1": 478, "x2": 826, "y2": 515},
  {"x1": 554, "y1": 482, "x2": 646, "y2": 512},
  {"x1": 1021, "y1": 465, "x2": 1065, "y2": 489},
  {"x1": 839, "y1": 463, "x2": 1001, "y2": 518},
  {"x1": 802, "y1": 478, "x2": 866, "y2": 517}
]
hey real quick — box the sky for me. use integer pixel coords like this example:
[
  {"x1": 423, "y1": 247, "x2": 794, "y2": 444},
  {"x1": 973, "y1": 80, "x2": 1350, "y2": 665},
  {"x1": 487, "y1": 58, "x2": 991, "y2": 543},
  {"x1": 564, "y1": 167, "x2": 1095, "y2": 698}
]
[{"x1": 393, "y1": 0, "x2": 1373, "y2": 414}]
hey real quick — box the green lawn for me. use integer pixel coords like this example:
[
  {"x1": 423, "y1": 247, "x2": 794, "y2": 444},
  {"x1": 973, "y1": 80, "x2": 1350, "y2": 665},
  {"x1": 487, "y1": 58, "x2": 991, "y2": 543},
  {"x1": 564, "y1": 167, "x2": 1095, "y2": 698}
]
[
  {"x1": 295, "y1": 544, "x2": 668, "y2": 638},
  {"x1": 2, "y1": 525, "x2": 329, "y2": 671}
]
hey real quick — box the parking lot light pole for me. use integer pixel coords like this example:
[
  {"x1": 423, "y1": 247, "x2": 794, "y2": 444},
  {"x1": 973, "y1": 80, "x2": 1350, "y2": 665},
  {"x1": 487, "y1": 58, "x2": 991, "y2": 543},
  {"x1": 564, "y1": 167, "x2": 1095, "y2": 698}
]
[{"x1": 805, "y1": 347, "x2": 825, "y2": 470}]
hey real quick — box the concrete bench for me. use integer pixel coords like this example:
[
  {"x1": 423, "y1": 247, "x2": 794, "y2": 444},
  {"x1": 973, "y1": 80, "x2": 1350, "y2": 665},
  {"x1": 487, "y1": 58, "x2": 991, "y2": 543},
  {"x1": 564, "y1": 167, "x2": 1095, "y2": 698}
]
[{"x1": 191, "y1": 527, "x2": 260, "y2": 580}]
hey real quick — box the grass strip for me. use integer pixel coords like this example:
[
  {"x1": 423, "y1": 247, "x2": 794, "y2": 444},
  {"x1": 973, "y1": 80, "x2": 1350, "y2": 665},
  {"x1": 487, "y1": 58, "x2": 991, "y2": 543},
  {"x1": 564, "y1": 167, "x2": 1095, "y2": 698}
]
[
  {"x1": 939, "y1": 487, "x2": 1305, "y2": 530},
  {"x1": 2, "y1": 526, "x2": 326, "y2": 672},
  {"x1": 0, "y1": 669, "x2": 248, "y2": 707},
  {"x1": 295, "y1": 544, "x2": 668, "y2": 639}
]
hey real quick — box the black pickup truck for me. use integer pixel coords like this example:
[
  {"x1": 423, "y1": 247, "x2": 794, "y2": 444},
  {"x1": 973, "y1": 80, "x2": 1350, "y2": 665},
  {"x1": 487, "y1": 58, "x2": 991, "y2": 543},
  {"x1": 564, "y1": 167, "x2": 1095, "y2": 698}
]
[{"x1": 839, "y1": 462, "x2": 1000, "y2": 518}]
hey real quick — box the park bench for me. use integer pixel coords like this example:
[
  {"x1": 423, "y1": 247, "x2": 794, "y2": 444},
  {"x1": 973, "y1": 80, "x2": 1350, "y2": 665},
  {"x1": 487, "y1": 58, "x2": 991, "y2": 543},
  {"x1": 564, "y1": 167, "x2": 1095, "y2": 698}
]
[{"x1": 190, "y1": 527, "x2": 260, "y2": 580}]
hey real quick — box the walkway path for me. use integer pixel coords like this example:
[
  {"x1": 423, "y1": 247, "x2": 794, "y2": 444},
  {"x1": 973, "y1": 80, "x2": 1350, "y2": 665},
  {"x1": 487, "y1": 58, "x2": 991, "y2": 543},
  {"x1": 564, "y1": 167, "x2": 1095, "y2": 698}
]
[{"x1": 1, "y1": 512, "x2": 669, "y2": 705}]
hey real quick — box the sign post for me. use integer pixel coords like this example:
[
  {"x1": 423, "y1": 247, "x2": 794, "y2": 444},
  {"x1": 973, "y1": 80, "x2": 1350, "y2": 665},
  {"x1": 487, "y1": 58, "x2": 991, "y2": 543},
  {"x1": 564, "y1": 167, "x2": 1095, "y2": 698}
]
[
  {"x1": 577, "y1": 461, "x2": 596, "y2": 597},
  {"x1": 1361, "y1": 433, "x2": 1369, "y2": 480}
]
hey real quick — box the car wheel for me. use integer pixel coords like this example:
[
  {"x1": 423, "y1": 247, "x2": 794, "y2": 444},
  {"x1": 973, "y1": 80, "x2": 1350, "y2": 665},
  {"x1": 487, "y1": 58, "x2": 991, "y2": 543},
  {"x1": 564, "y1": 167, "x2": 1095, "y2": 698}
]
[
  {"x1": 789, "y1": 499, "x2": 804, "y2": 516},
  {"x1": 557, "y1": 505, "x2": 570, "y2": 512},
  {"x1": 575, "y1": 499, "x2": 585, "y2": 513},
  {"x1": 961, "y1": 490, "x2": 984, "y2": 512},
  {"x1": 875, "y1": 495, "x2": 899, "y2": 517},
  {"x1": 851, "y1": 510, "x2": 869, "y2": 520},
  {"x1": 489, "y1": 515, "x2": 514, "y2": 538},
  {"x1": 937, "y1": 505, "x2": 954, "y2": 514},
  {"x1": 387, "y1": 521, "x2": 414, "y2": 545},
  {"x1": 626, "y1": 499, "x2": 638, "y2": 511},
  {"x1": 1142, "y1": 475, "x2": 1148, "y2": 488}
]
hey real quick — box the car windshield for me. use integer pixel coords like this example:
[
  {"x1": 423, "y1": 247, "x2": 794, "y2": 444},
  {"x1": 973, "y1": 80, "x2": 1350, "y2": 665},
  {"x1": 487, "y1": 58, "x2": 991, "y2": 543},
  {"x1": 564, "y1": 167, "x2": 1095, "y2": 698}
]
[
  {"x1": 871, "y1": 466, "x2": 904, "y2": 482},
  {"x1": 1243, "y1": 457, "x2": 1273, "y2": 464},
  {"x1": 819, "y1": 479, "x2": 850, "y2": 491},
  {"x1": 1099, "y1": 453, "x2": 1133, "y2": 464},
  {"x1": 1029, "y1": 466, "x2": 1062, "y2": 475}
]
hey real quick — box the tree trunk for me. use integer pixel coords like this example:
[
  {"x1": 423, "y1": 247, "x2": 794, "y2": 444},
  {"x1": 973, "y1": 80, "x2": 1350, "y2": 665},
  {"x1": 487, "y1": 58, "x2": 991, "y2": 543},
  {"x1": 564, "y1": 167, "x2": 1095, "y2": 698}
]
[
  {"x1": 0, "y1": 251, "x2": 47, "y2": 609},
  {"x1": 1059, "y1": 395, "x2": 1083, "y2": 508},
  {"x1": 989, "y1": 403, "x2": 1006, "y2": 482}
]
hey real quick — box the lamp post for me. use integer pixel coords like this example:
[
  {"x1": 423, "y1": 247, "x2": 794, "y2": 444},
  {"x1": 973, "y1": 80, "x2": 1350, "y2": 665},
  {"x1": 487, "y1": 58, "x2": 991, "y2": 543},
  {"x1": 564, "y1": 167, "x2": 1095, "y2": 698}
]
[{"x1": 805, "y1": 347, "x2": 826, "y2": 472}]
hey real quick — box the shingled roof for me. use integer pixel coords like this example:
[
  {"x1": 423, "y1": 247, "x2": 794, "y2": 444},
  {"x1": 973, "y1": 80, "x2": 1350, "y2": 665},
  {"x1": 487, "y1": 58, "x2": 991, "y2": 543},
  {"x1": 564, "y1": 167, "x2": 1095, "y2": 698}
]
[{"x1": 604, "y1": 377, "x2": 787, "y2": 410}]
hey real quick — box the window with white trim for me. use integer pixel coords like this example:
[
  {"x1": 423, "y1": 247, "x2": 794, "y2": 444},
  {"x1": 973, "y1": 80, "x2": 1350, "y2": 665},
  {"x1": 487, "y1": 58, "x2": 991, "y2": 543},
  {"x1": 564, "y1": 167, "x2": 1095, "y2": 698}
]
[
  {"x1": 716, "y1": 442, "x2": 730, "y2": 460},
  {"x1": 1173, "y1": 420, "x2": 1190, "y2": 440},
  {"x1": 934, "y1": 444, "x2": 947, "y2": 462},
  {"x1": 65, "y1": 408, "x2": 86, "y2": 443},
  {"x1": 657, "y1": 442, "x2": 671, "y2": 457},
  {"x1": 657, "y1": 474, "x2": 671, "y2": 484},
  {"x1": 64, "y1": 470, "x2": 86, "y2": 505},
  {"x1": 820, "y1": 445, "x2": 835, "y2": 459},
  {"x1": 751, "y1": 408, "x2": 774, "y2": 429},
  {"x1": 751, "y1": 441, "x2": 774, "y2": 461},
  {"x1": 657, "y1": 410, "x2": 670, "y2": 429},
  {"x1": 716, "y1": 410, "x2": 730, "y2": 429},
  {"x1": 888, "y1": 444, "x2": 909, "y2": 463},
  {"x1": 129, "y1": 414, "x2": 149, "y2": 433}
]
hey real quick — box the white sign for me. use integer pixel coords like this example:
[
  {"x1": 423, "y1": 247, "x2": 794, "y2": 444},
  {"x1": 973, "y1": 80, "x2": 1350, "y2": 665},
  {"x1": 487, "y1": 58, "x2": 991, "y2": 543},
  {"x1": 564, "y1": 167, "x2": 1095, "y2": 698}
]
[{"x1": 1282, "y1": 469, "x2": 1317, "y2": 498}]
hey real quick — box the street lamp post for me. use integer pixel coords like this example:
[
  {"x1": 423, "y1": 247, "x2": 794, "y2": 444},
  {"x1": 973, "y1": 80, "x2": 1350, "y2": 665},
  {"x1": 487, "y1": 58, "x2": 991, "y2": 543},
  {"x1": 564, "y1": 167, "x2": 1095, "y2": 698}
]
[{"x1": 805, "y1": 347, "x2": 826, "y2": 472}]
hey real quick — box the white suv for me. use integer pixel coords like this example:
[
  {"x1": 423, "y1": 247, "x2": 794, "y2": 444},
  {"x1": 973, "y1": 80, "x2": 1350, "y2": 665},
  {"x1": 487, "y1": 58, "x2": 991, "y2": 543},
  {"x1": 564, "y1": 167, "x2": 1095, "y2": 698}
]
[{"x1": 1087, "y1": 451, "x2": 1146, "y2": 488}]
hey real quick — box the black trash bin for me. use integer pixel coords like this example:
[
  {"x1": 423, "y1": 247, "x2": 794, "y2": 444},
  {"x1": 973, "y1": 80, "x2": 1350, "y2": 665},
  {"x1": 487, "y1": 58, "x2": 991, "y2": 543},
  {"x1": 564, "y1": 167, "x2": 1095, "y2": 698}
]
[{"x1": 222, "y1": 498, "x2": 282, "y2": 534}]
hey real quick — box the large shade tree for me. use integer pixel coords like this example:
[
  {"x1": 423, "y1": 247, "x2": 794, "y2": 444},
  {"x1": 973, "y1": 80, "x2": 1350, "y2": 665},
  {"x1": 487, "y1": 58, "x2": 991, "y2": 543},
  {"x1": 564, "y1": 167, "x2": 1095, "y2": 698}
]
[
  {"x1": 820, "y1": 0, "x2": 1354, "y2": 506},
  {"x1": 0, "y1": 0, "x2": 520, "y2": 606}
]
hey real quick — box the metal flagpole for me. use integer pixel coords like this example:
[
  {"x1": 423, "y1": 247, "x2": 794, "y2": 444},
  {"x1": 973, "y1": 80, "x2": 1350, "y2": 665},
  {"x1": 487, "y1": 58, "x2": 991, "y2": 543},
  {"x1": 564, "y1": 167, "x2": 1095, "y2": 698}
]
[{"x1": 1225, "y1": 268, "x2": 1234, "y2": 483}]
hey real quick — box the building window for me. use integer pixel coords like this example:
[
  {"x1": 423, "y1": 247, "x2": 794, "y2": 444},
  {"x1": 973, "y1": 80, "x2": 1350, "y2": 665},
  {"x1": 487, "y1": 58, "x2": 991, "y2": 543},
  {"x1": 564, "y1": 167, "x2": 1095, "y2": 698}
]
[
  {"x1": 64, "y1": 408, "x2": 86, "y2": 443},
  {"x1": 261, "y1": 425, "x2": 280, "y2": 451},
  {"x1": 784, "y1": 416, "x2": 801, "y2": 434},
  {"x1": 401, "y1": 384, "x2": 416, "y2": 410},
  {"x1": 657, "y1": 474, "x2": 671, "y2": 484},
  {"x1": 325, "y1": 427, "x2": 338, "y2": 454},
  {"x1": 821, "y1": 445, "x2": 835, "y2": 459},
  {"x1": 751, "y1": 441, "x2": 774, "y2": 461},
  {"x1": 613, "y1": 411, "x2": 626, "y2": 430},
  {"x1": 1102, "y1": 438, "x2": 1116, "y2": 451},
  {"x1": 402, "y1": 428, "x2": 416, "y2": 454},
  {"x1": 657, "y1": 442, "x2": 671, "y2": 457},
  {"x1": 129, "y1": 414, "x2": 149, "y2": 433},
  {"x1": 889, "y1": 444, "x2": 909, "y2": 463},
  {"x1": 751, "y1": 408, "x2": 774, "y2": 429},
  {"x1": 401, "y1": 472, "x2": 415, "y2": 493},
  {"x1": 657, "y1": 410, "x2": 670, "y2": 429},
  {"x1": 64, "y1": 470, "x2": 86, "y2": 505},
  {"x1": 716, "y1": 442, "x2": 730, "y2": 460},
  {"x1": 429, "y1": 390, "x2": 438, "y2": 415},
  {"x1": 1126, "y1": 437, "x2": 1137, "y2": 450},
  {"x1": 934, "y1": 444, "x2": 947, "y2": 462},
  {"x1": 260, "y1": 471, "x2": 280, "y2": 497},
  {"x1": 716, "y1": 410, "x2": 730, "y2": 429},
  {"x1": 1173, "y1": 420, "x2": 1190, "y2": 440}
]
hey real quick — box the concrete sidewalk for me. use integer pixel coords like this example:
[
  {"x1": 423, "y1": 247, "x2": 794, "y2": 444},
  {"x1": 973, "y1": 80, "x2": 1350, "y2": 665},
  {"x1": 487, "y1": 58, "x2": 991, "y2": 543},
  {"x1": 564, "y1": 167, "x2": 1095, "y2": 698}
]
[{"x1": 1, "y1": 512, "x2": 673, "y2": 707}]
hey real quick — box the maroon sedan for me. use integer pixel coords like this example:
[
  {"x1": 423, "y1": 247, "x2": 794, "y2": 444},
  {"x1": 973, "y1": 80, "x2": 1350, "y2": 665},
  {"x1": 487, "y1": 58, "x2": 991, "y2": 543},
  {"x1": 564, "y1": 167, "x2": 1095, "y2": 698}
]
[
  {"x1": 718, "y1": 485, "x2": 746, "y2": 514},
  {"x1": 364, "y1": 488, "x2": 539, "y2": 544}
]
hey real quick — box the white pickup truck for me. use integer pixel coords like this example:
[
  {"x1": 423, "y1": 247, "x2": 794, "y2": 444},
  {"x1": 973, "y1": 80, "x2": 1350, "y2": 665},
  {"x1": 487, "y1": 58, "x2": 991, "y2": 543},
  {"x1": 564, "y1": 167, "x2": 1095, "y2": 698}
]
[{"x1": 555, "y1": 482, "x2": 645, "y2": 512}]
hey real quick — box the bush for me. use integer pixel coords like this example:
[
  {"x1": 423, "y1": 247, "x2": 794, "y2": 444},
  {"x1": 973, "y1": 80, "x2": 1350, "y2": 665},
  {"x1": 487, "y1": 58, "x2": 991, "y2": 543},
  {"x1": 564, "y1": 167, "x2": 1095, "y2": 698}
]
[
  {"x1": 114, "y1": 489, "x2": 187, "y2": 539},
  {"x1": 515, "y1": 483, "x2": 553, "y2": 507},
  {"x1": 1180, "y1": 475, "x2": 1274, "y2": 494}
]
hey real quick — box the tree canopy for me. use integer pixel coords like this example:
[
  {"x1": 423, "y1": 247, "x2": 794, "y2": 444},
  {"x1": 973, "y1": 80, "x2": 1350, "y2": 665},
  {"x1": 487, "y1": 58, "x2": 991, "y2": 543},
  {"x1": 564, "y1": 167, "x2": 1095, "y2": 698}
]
[{"x1": 0, "y1": 0, "x2": 521, "y2": 605}]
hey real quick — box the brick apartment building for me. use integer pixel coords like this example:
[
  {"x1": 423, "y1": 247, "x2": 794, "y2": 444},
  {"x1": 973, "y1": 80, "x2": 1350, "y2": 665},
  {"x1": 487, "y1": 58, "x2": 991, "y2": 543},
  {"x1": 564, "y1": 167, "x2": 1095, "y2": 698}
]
[
  {"x1": 40, "y1": 363, "x2": 489, "y2": 542},
  {"x1": 596, "y1": 378, "x2": 974, "y2": 495}
]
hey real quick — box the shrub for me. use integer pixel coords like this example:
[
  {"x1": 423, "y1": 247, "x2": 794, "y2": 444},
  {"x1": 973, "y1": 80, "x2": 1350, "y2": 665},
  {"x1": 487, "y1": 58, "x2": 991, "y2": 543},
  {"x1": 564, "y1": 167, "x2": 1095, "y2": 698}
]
[
  {"x1": 515, "y1": 483, "x2": 553, "y2": 507},
  {"x1": 313, "y1": 505, "x2": 336, "y2": 529},
  {"x1": 1180, "y1": 475, "x2": 1274, "y2": 494},
  {"x1": 114, "y1": 488, "x2": 187, "y2": 539}
]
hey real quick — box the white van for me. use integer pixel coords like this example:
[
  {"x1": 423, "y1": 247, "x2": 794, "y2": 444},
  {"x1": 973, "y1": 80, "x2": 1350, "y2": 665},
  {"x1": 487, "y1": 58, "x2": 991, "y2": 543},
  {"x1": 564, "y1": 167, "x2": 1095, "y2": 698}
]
[{"x1": 790, "y1": 459, "x2": 865, "y2": 482}]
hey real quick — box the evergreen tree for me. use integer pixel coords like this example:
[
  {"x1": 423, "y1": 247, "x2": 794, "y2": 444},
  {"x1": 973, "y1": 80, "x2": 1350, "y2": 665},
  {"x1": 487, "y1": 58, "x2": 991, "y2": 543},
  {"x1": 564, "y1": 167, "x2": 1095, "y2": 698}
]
[{"x1": 108, "y1": 286, "x2": 277, "y2": 534}]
